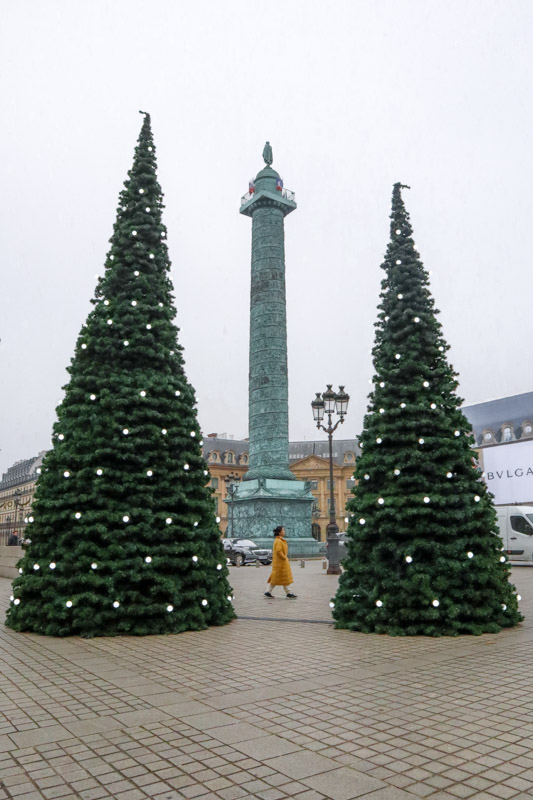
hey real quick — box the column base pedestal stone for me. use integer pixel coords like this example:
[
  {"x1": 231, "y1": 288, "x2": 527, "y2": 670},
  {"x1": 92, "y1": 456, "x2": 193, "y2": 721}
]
[{"x1": 227, "y1": 478, "x2": 321, "y2": 557}]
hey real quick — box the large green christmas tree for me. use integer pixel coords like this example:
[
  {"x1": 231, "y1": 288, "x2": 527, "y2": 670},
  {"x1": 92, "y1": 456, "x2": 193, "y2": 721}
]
[
  {"x1": 6, "y1": 112, "x2": 235, "y2": 637},
  {"x1": 333, "y1": 183, "x2": 522, "y2": 636}
]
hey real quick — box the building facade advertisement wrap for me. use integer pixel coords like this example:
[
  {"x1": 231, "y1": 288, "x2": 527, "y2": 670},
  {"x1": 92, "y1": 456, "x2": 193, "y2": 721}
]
[{"x1": 481, "y1": 439, "x2": 533, "y2": 505}]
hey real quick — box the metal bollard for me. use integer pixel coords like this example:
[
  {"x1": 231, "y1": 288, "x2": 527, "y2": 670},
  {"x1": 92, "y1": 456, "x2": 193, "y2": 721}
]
[
  {"x1": 322, "y1": 559, "x2": 327, "y2": 570},
  {"x1": 300, "y1": 559, "x2": 305, "y2": 568},
  {"x1": 255, "y1": 559, "x2": 260, "y2": 568}
]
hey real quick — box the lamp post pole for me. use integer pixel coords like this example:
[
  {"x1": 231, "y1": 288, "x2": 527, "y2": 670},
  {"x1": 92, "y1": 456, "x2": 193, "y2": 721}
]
[
  {"x1": 224, "y1": 473, "x2": 241, "y2": 538},
  {"x1": 311, "y1": 385, "x2": 350, "y2": 575}
]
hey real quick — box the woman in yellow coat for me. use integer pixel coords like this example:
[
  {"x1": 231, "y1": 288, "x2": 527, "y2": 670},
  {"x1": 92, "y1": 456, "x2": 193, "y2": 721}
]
[{"x1": 265, "y1": 526, "x2": 297, "y2": 598}]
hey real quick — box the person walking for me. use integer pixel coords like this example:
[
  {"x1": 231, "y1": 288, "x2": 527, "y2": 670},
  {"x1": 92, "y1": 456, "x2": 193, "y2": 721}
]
[{"x1": 265, "y1": 526, "x2": 297, "y2": 598}]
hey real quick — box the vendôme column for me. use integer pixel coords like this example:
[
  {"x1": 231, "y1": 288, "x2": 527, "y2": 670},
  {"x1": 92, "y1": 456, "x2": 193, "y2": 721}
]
[{"x1": 228, "y1": 143, "x2": 315, "y2": 552}]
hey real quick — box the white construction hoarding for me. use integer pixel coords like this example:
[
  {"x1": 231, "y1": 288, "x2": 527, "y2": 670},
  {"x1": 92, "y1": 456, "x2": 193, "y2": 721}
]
[{"x1": 480, "y1": 439, "x2": 533, "y2": 505}]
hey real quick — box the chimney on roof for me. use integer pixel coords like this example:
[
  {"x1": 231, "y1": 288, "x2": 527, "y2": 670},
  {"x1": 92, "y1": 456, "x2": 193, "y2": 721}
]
[{"x1": 207, "y1": 433, "x2": 218, "y2": 438}]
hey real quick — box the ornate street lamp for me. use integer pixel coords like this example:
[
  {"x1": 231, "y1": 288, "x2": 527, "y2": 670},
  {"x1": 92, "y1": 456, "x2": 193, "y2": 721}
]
[
  {"x1": 224, "y1": 472, "x2": 241, "y2": 538},
  {"x1": 311, "y1": 385, "x2": 350, "y2": 575}
]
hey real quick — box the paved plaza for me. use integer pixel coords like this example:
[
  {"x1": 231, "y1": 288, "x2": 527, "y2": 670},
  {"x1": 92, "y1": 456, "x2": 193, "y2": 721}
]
[{"x1": 1, "y1": 561, "x2": 533, "y2": 800}]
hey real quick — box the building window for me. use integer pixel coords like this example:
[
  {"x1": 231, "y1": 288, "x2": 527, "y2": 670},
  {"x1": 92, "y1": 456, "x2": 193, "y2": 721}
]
[
  {"x1": 523, "y1": 422, "x2": 533, "y2": 436},
  {"x1": 344, "y1": 452, "x2": 354, "y2": 463},
  {"x1": 502, "y1": 427, "x2": 512, "y2": 442},
  {"x1": 213, "y1": 498, "x2": 218, "y2": 514},
  {"x1": 211, "y1": 478, "x2": 219, "y2": 489},
  {"x1": 211, "y1": 452, "x2": 218, "y2": 462},
  {"x1": 226, "y1": 452, "x2": 234, "y2": 464},
  {"x1": 327, "y1": 480, "x2": 335, "y2": 490},
  {"x1": 327, "y1": 498, "x2": 336, "y2": 512},
  {"x1": 346, "y1": 479, "x2": 355, "y2": 489},
  {"x1": 240, "y1": 454, "x2": 248, "y2": 464},
  {"x1": 309, "y1": 480, "x2": 318, "y2": 490},
  {"x1": 483, "y1": 430, "x2": 493, "y2": 443}
]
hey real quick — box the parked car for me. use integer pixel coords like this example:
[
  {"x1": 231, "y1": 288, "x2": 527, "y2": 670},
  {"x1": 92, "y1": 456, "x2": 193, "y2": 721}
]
[
  {"x1": 496, "y1": 505, "x2": 533, "y2": 561},
  {"x1": 223, "y1": 538, "x2": 273, "y2": 567}
]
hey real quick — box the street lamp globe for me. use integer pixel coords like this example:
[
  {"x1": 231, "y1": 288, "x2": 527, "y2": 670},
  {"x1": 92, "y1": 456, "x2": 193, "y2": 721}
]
[
  {"x1": 311, "y1": 393, "x2": 325, "y2": 423},
  {"x1": 335, "y1": 386, "x2": 350, "y2": 418},
  {"x1": 322, "y1": 385, "x2": 337, "y2": 415}
]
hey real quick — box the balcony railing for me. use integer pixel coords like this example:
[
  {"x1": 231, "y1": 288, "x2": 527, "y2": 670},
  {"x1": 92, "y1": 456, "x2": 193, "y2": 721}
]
[{"x1": 240, "y1": 187, "x2": 296, "y2": 207}]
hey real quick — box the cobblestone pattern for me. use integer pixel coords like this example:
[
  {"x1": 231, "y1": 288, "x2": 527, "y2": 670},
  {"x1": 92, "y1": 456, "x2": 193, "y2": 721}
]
[{"x1": 1, "y1": 562, "x2": 533, "y2": 799}]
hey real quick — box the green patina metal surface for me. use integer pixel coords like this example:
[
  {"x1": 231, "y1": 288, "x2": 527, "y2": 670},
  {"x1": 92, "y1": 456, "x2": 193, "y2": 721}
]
[
  {"x1": 229, "y1": 145, "x2": 315, "y2": 544},
  {"x1": 240, "y1": 162, "x2": 295, "y2": 481}
]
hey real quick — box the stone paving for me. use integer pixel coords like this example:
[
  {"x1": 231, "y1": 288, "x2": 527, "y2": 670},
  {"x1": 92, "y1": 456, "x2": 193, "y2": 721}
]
[{"x1": 1, "y1": 560, "x2": 533, "y2": 800}]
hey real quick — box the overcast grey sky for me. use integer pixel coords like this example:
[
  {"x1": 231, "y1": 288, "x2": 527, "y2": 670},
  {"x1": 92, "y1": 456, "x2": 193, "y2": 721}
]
[{"x1": 1, "y1": 0, "x2": 532, "y2": 475}]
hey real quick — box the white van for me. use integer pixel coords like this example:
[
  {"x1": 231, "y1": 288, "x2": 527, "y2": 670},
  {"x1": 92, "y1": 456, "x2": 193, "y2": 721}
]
[{"x1": 496, "y1": 505, "x2": 533, "y2": 561}]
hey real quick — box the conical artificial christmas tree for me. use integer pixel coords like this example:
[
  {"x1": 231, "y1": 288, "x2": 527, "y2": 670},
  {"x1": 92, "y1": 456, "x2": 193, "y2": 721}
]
[
  {"x1": 6, "y1": 112, "x2": 235, "y2": 637},
  {"x1": 333, "y1": 183, "x2": 522, "y2": 636}
]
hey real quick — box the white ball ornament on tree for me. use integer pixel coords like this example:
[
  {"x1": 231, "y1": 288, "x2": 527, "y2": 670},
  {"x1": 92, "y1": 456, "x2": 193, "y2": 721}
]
[
  {"x1": 378, "y1": 498, "x2": 385, "y2": 505},
  {"x1": 183, "y1": 463, "x2": 190, "y2": 471},
  {"x1": 376, "y1": 437, "x2": 382, "y2": 444},
  {"x1": 394, "y1": 469, "x2": 401, "y2": 476},
  {"x1": 75, "y1": 512, "x2": 82, "y2": 519},
  {"x1": 414, "y1": 317, "x2": 420, "y2": 323},
  {"x1": 396, "y1": 259, "x2": 402, "y2": 265},
  {"x1": 123, "y1": 515, "x2": 130, "y2": 523},
  {"x1": 359, "y1": 518, "x2": 366, "y2": 525},
  {"x1": 167, "y1": 605, "x2": 173, "y2": 612},
  {"x1": 63, "y1": 471, "x2": 70, "y2": 478},
  {"x1": 216, "y1": 516, "x2": 221, "y2": 523},
  {"x1": 376, "y1": 600, "x2": 383, "y2": 607},
  {"x1": 395, "y1": 353, "x2": 401, "y2": 360},
  {"x1": 91, "y1": 563, "x2": 97, "y2": 570},
  {"x1": 113, "y1": 601, "x2": 120, "y2": 608},
  {"x1": 134, "y1": 271, "x2": 139, "y2": 276},
  {"x1": 131, "y1": 300, "x2": 137, "y2": 306},
  {"x1": 419, "y1": 438, "x2": 425, "y2": 445},
  {"x1": 107, "y1": 319, "x2": 113, "y2": 325},
  {"x1": 33, "y1": 564, "x2": 40, "y2": 571},
  {"x1": 454, "y1": 430, "x2": 460, "y2": 437},
  {"x1": 474, "y1": 495, "x2": 480, "y2": 502},
  {"x1": 398, "y1": 293, "x2": 403, "y2": 299},
  {"x1": 90, "y1": 394, "x2": 96, "y2": 400},
  {"x1": 329, "y1": 601, "x2": 335, "y2": 608},
  {"x1": 201, "y1": 599, "x2": 208, "y2": 607},
  {"x1": 132, "y1": 231, "x2": 137, "y2": 236},
  {"x1": 423, "y1": 381, "x2": 429, "y2": 388},
  {"x1": 144, "y1": 556, "x2": 152, "y2": 563},
  {"x1": 405, "y1": 556, "x2": 413, "y2": 563},
  {"x1": 14, "y1": 599, "x2": 20, "y2": 606},
  {"x1": 146, "y1": 323, "x2": 152, "y2": 330},
  {"x1": 104, "y1": 300, "x2": 110, "y2": 306},
  {"x1": 123, "y1": 428, "x2": 129, "y2": 435},
  {"x1": 66, "y1": 601, "x2": 73, "y2": 608},
  {"x1": 192, "y1": 556, "x2": 198, "y2": 563},
  {"x1": 140, "y1": 390, "x2": 146, "y2": 397},
  {"x1": 123, "y1": 341, "x2": 129, "y2": 347},
  {"x1": 432, "y1": 599, "x2": 440, "y2": 607},
  {"x1": 149, "y1": 253, "x2": 154, "y2": 259},
  {"x1": 166, "y1": 517, "x2": 172, "y2": 525},
  {"x1": 217, "y1": 564, "x2": 222, "y2": 570},
  {"x1": 395, "y1": 228, "x2": 401, "y2": 234},
  {"x1": 424, "y1": 496, "x2": 431, "y2": 504},
  {"x1": 446, "y1": 472, "x2": 453, "y2": 478},
  {"x1": 467, "y1": 552, "x2": 474, "y2": 559},
  {"x1": 146, "y1": 470, "x2": 153, "y2": 477},
  {"x1": 161, "y1": 429, "x2": 167, "y2": 435}
]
